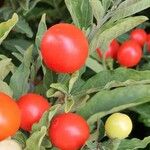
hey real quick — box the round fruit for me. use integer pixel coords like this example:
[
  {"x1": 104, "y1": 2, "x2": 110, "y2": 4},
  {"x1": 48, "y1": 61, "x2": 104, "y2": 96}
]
[
  {"x1": 130, "y1": 28, "x2": 147, "y2": 46},
  {"x1": 17, "y1": 93, "x2": 50, "y2": 131},
  {"x1": 0, "y1": 92, "x2": 21, "y2": 141},
  {"x1": 49, "y1": 113, "x2": 90, "y2": 150},
  {"x1": 0, "y1": 139, "x2": 22, "y2": 150},
  {"x1": 117, "y1": 40, "x2": 142, "y2": 67},
  {"x1": 97, "y1": 39, "x2": 120, "y2": 60},
  {"x1": 40, "y1": 23, "x2": 88, "y2": 73},
  {"x1": 105, "y1": 113, "x2": 133, "y2": 139}
]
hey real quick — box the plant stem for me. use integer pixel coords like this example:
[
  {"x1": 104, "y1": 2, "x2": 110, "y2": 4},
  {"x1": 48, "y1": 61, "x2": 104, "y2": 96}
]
[
  {"x1": 9, "y1": 0, "x2": 16, "y2": 10},
  {"x1": 111, "y1": 139, "x2": 121, "y2": 150}
]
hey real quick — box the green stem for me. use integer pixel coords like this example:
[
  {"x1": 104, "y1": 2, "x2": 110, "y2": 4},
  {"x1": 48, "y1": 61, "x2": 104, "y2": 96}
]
[
  {"x1": 9, "y1": 0, "x2": 16, "y2": 10},
  {"x1": 111, "y1": 139, "x2": 121, "y2": 150},
  {"x1": 102, "y1": 56, "x2": 107, "y2": 70}
]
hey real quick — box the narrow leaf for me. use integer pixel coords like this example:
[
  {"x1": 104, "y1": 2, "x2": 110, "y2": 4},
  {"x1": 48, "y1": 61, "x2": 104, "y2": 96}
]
[
  {"x1": 0, "y1": 58, "x2": 14, "y2": 80},
  {"x1": 0, "y1": 13, "x2": 18, "y2": 44},
  {"x1": 25, "y1": 126, "x2": 47, "y2": 150},
  {"x1": 86, "y1": 57, "x2": 104, "y2": 73},
  {"x1": 0, "y1": 80, "x2": 13, "y2": 96},
  {"x1": 110, "y1": 0, "x2": 150, "y2": 22},
  {"x1": 72, "y1": 68, "x2": 150, "y2": 96},
  {"x1": 65, "y1": 97, "x2": 74, "y2": 113},
  {"x1": 68, "y1": 71, "x2": 79, "y2": 93},
  {"x1": 90, "y1": 16, "x2": 148, "y2": 53},
  {"x1": 50, "y1": 83, "x2": 68, "y2": 94},
  {"x1": 35, "y1": 13, "x2": 47, "y2": 74},
  {"x1": 10, "y1": 45, "x2": 33, "y2": 99},
  {"x1": 130, "y1": 103, "x2": 150, "y2": 127},
  {"x1": 13, "y1": 131, "x2": 27, "y2": 149},
  {"x1": 65, "y1": 0, "x2": 93, "y2": 29},
  {"x1": 77, "y1": 85, "x2": 150, "y2": 119},
  {"x1": 89, "y1": 0, "x2": 105, "y2": 24},
  {"x1": 32, "y1": 104, "x2": 61, "y2": 132},
  {"x1": 117, "y1": 0, "x2": 139, "y2": 9},
  {"x1": 102, "y1": 0, "x2": 112, "y2": 11},
  {"x1": 35, "y1": 13, "x2": 47, "y2": 49},
  {"x1": 87, "y1": 101, "x2": 147, "y2": 125},
  {"x1": 118, "y1": 136, "x2": 150, "y2": 150},
  {"x1": 15, "y1": 17, "x2": 33, "y2": 38}
]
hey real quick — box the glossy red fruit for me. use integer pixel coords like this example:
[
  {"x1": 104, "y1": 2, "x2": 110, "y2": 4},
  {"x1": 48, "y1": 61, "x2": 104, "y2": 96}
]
[
  {"x1": 40, "y1": 23, "x2": 88, "y2": 73},
  {"x1": 49, "y1": 113, "x2": 90, "y2": 150},
  {"x1": 130, "y1": 28, "x2": 147, "y2": 46},
  {"x1": 17, "y1": 93, "x2": 50, "y2": 131},
  {"x1": 117, "y1": 40, "x2": 142, "y2": 67},
  {"x1": 97, "y1": 39, "x2": 120, "y2": 60},
  {"x1": 0, "y1": 92, "x2": 21, "y2": 141}
]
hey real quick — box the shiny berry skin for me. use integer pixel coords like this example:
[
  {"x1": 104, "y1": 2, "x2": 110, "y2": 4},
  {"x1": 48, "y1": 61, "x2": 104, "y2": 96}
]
[
  {"x1": 105, "y1": 113, "x2": 133, "y2": 139},
  {"x1": 17, "y1": 93, "x2": 50, "y2": 131},
  {"x1": 130, "y1": 28, "x2": 147, "y2": 46},
  {"x1": 0, "y1": 92, "x2": 21, "y2": 141},
  {"x1": 49, "y1": 113, "x2": 90, "y2": 150},
  {"x1": 0, "y1": 139, "x2": 22, "y2": 150},
  {"x1": 97, "y1": 39, "x2": 120, "y2": 60},
  {"x1": 117, "y1": 40, "x2": 142, "y2": 67},
  {"x1": 40, "y1": 23, "x2": 88, "y2": 73}
]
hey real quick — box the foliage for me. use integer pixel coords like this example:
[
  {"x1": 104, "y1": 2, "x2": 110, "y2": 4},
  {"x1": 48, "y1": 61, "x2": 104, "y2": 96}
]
[{"x1": 0, "y1": 0, "x2": 150, "y2": 149}]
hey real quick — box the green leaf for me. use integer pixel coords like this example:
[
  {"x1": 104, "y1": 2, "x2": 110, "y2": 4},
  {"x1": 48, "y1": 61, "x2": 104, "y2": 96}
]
[
  {"x1": 35, "y1": 13, "x2": 47, "y2": 74},
  {"x1": 118, "y1": 136, "x2": 150, "y2": 150},
  {"x1": 68, "y1": 71, "x2": 79, "y2": 93},
  {"x1": 57, "y1": 74, "x2": 70, "y2": 84},
  {"x1": 32, "y1": 104, "x2": 61, "y2": 132},
  {"x1": 86, "y1": 57, "x2": 104, "y2": 73},
  {"x1": 0, "y1": 13, "x2": 18, "y2": 44},
  {"x1": 15, "y1": 16, "x2": 33, "y2": 38},
  {"x1": 18, "y1": 0, "x2": 29, "y2": 11},
  {"x1": 65, "y1": 0, "x2": 93, "y2": 29},
  {"x1": 88, "y1": 119, "x2": 105, "y2": 142},
  {"x1": 35, "y1": 13, "x2": 47, "y2": 50},
  {"x1": 85, "y1": 141, "x2": 98, "y2": 149},
  {"x1": 73, "y1": 68, "x2": 150, "y2": 96},
  {"x1": 65, "y1": 96, "x2": 74, "y2": 113},
  {"x1": 12, "y1": 52, "x2": 23, "y2": 62},
  {"x1": 103, "y1": 79, "x2": 150, "y2": 90},
  {"x1": 90, "y1": 16, "x2": 148, "y2": 53},
  {"x1": 130, "y1": 103, "x2": 150, "y2": 127},
  {"x1": 43, "y1": 71, "x2": 54, "y2": 91},
  {"x1": 117, "y1": 0, "x2": 139, "y2": 9},
  {"x1": 102, "y1": 0, "x2": 112, "y2": 11},
  {"x1": 0, "y1": 57, "x2": 14, "y2": 80},
  {"x1": 10, "y1": 45, "x2": 33, "y2": 99},
  {"x1": 41, "y1": 136, "x2": 52, "y2": 148},
  {"x1": 101, "y1": 139, "x2": 121, "y2": 150},
  {"x1": 46, "y1": 88, "x2": 56, "y2": 98},
  {"x1": 13, "y1": 131, "x2": 27, "y2": 149},
  {"x1": 0, "y1": 80, "x2": 13, "y2": 96},
  {"x1": 89, "y1": 0, "x2": 105, "y2": 24},
  {"x1": 110, "y1": 0, "x2": 150, "y2": 22},
  {"x1": 87, "y1": 100, "x2": 146, "y2": 125},
  {"x1": 3, "y1": 38, "x2": 32, "y2": 53},
  {"x1": 50, "y1": 83, "x2": 68, "y2": 94},
  {"x1": 25, "y1": 126, "x2": 47, "y2": 150},
  {"x1": 77, "y1": 84, "x2": 150, "y2": 119},
  {"x1": 20, "y1": 0, "x2": 42, "y2": 15}
]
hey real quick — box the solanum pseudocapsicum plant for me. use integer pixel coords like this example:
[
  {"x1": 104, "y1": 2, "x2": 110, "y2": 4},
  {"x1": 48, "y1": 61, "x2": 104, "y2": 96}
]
[{"x1": 0, "y1": 0, "x2": 150, "y2": 150}]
